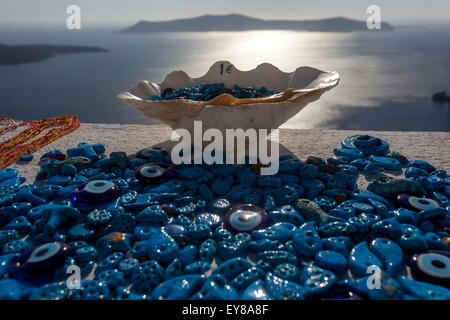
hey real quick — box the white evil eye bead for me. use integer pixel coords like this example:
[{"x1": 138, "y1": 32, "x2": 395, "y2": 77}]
[
  {"x1": 71, "y1": 180, "x2": 121, "y2": 204},
  {"x1": 409, "y1": 251, "x2": 450, "y2": 286},
  {"x1": 225, "y1": 204, "x2": 270, "y2": 233},
  {"x1": 135, "y1": 163, "x2": 175, "y2": 184},
  {"x1": 24, "y1": 242, "x2": 70, "y2": 275},
  {"x1": 408, "y1": 197, "x2": 440, "y2": 211},
  {"x1": 136, "y1": 147, "x2": 168, "y2": 159}
]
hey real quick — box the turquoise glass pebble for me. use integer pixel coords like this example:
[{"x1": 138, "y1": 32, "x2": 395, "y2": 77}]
[
  {"x1": 151, "y1": 83, "x2": 276, "y2": 102},
  {"x1": 0, "y1": 134, "x2": 449, "y2": 300}
]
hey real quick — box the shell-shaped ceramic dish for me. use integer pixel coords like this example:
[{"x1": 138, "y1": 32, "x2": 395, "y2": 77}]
[{"x1": 117, "y1": 61, "x2": 339, "y2": 134}]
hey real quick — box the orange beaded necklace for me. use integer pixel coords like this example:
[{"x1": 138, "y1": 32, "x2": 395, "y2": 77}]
[{"x1": 0, "y1": 116, "x2": 80, "y2": 169}]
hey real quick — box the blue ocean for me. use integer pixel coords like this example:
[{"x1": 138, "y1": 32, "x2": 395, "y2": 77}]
[{"x1": 0, "y1": 25, "x2": 449, "y2": 131}]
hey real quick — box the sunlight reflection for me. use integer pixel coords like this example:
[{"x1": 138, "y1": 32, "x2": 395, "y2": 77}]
[{"x1": 229, "y1": 30, "x2": 295, "y2": 56}]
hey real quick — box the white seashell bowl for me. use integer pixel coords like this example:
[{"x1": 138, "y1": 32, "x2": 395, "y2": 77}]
[{"x1": 117, "y1": 61, "x2": 339, "y2": 136}]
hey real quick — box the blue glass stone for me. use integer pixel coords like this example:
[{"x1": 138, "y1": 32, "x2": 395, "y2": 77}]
[
  {"x1": 129, "y1": 260, "x2": 165, "y2": 294},
  {"x1": 187, "y1": 223, "x2": 212, "y2": 242},
  {"x1": 348, "y1": 213, "x2": 381, "y2": 233},
  {"x1": 368, "y1": 156, "x2": 401, "y2": 171},
  {"x1": 185, "y1": 261, "x2": 210, "y2": 274},
  {"x1": 71, "y1": 280, "x2": 111, "y2": 300},
  {"x1": 397, "y1": 224, "x2": 428, "y2": 250},
  {"x1": 216, "y1": 240, "x2": 247, "y2": 261},
  {"x1": 241, "y1": 280, "x2": 272, "y2": 300},
  {"x1": 292, "y1": 222, "x2": 323, "y2": 258},
  {"x1": 265, "y1": 272, "x2": 306, "y2": 300},
  {"x1": 367, "y1": 271, "x2": 404, "y2": 300},
  {"x1": 164, "y1": 258, "x2": 183, "y2": 279},
  {"x1": 321, "y1": 287, "x2": 363, "y2": 300},
  {"x1": 195, "y1": 212, "x2": 222, "y2": 229},
  {"x1": 5, "y1": 216, "x2": 32, "y2": 234},
  {"x1": 192, "y1": 278, "x2": 238, "y2": 300},
  {"x1": 417, "y1": 207, "x2": 447, "y2": 222},
  {"x1": 163, "y1": 224, "x2": 189, "y2": 245},
  {"x1": 396, "y1": 276, "x2": 450, "y2": 300},
  {"x1": 268, "y1": 205, "x2": 305, "y2": 226},
  {"x1": 74, "y1": 245, "x2": 98, "y2": 263},
  {"x1": 432, "y1": 191, "x2": 449, "y2": 207},
  {"x1": 301, "y1": 264, "x2": 337, "y2": 297},
  {"x1": 14, "y1": 187, "x2": 46, "y2": 205},
  {"x1": 323, "y1": 236, "x2": 354, "y2": 256},
  {"x1": 257, "y1": 250, "x2": 298, "y2": 268},
  {"x1": 341, "y1": 135, "x2": 389, "y2": 156},
  {"x1": 418, "y1": 175, "x2": 446, "y2": 191},
  {"x1": 2, "y1": 239, "x2": 30, "y2": 255},
  {"x1": 338, "y1": 276, "x2": 372, "y2": 299},
  {"x1": 273, "y1": 263, "x2": 300, "y2": 282},
  {"x1": 252, "y1": 222, "x2": 296, "y2": 243},
  {"x1": 145, "y1": 232, "x2": 179, "y2": 263},
  {"x1": 0, "y1": 168, "x2": 19, "y2": 183},
  {"x1": 229, "y1": 267, "x2": 265, "y2": 291},
  {"x1": 0, "y1": 176, "x2": 26, "y2": 189},
  {"x1": 0, "y1": 254, "x2": 19, "y2": 278},
  {"x1": 97, "y1": 269, "x2": 126, "y2": 290},
  {"x1": 177, "y1": 245, "x2": 198, "y2": 266},
  {"x1": 407, "y1": 160, "x2": 436, "y2": 173},
  {"x1": 349, "y1": 242, "x2": 382, "y2": 277},
  {"x1": 333, "y1": 147, "x2": 364, "y2": 160},
  {"x1": 351, "y1": 158, "x2": 373, "y2": 170},
  {"x1": 29, "y1": 204, "x2": 80, "y2": 235},
  {"x1": 313, "y1": 196, "x2": 337, "y2": 212},
  {"x1": 315, "y1": 250, "x2": 347, "y2": 274},
  {"x1": 68, "y1": 241, "x2": 88, "y2": 255},
  {"x1": 111, "y1": 212, "x2": 136, "y2": 233},
  {"x1": 391, "y1": 208, "x2": 418, "y2": 225},
  {"x1": 67, "y1": 142, "x2": 105, "y2": 161},
  {"x1": 86, "y1": 209, "x2": 112, "y2": 227},
  {"x1": 96, "y1": 232, "x2": 133, "y2": 257},
  {"x1": 224, "y1": 184, "x2": 252, "y2": 202},
  {"x1": 318, "y1": 221, "x2": 357, "y2": 237},
  {"x1": 213, "y1": 227, "x2": 233, "y2": 242},
  {"x1": 370, "y1": 218, "x2": 402, "y2": 239},
  {"x1": 152, "y1": 275, "x2": 206, "y2": 299},
  {"x1": 423, "y1": 232, "x2": 448, "y2": 250},
  {"x1": 67, "y1": 223, "x2": 95, "y2": 242},
  {"x1": 212, "y1": 258, "x2": 252, "y2": 281},
  {"x1": 0, "y1": 279, "x2": 34, "y2": 299},
  {"x1": 197, "y1": 239, "x2": 216, "y2": 263},
  {"x1": 29, "y1": 282, "x2": 69, "y2": 300},
  {"x1": 369, "y1": 238, "x2": 402, "y2": 276},
  {"x1": 118, "y1": 257, "x2": 140, "y2": 278},
  {"x1": 362, "y1": 163, "x2": 383, "y2": 175}
]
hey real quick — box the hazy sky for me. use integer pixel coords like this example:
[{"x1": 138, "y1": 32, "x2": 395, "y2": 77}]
[{"x1": 1, "y1": 0, "x2": 449, "y2": 27}]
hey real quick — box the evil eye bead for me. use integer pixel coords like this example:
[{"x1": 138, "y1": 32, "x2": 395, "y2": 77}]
[
  {"x1": 19, "y1": 242, "x2": 70, "y2": 278},
  {"x1": 224, "y1": 204, "x2": 270, "y2": 233},
  {"x1": 71, "y1": 180, "x2": 121, "y2": 204},
  {"x1": 135, "y1": 163, "x2": 175, "y2": 184},
  {"x1": 136, "y1": 147, "x2": 168, "y2": 159},
  {"x1": 27, "y1": 242, "x2": 69, "y2": 265},
  {"x1": 396, "y1": 194, "x2": 440, "y2": 212},
  {"x1": 409, "y1": 251, "x2": 450, "y2": 286}
]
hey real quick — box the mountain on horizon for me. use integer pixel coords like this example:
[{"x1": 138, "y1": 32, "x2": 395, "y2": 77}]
[{"x1": 119, "y1": 13, "x2": 394, "y2": 33}]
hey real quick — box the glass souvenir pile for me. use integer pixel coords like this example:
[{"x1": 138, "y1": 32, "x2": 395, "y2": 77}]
[{"x1": 0, "y1": 135, "x2": 449, "y2": 300}]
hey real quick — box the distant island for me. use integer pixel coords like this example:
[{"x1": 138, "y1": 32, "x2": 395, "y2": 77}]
[
  {"x1": 119, "y1": 14, "x2": 394, "y2": 33},
  {"x1": 0, "y1": 44, "x2": 107, "y2": 65}
]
